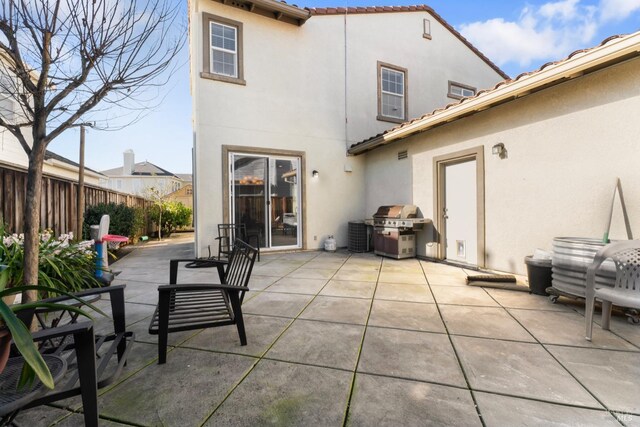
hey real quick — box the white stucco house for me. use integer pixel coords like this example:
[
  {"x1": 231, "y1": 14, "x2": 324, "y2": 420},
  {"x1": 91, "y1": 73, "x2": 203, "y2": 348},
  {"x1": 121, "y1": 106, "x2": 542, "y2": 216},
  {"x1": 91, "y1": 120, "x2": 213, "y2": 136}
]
[
  {"x1": 189, "y1": 0, "x2": 508, "y2": 256},
  {"x1": 100, "y1": 150, "x2": 186, "y2": 197},
  {"x1": 351, "y1": 32, "x2": 640, "y2": 274}
]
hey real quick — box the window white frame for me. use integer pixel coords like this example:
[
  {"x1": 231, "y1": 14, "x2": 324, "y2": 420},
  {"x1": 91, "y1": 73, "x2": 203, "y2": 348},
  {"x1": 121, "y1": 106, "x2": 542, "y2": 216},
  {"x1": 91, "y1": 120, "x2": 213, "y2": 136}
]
[
  {"x1": 0, "y1": 75, "x2": 16, "y2": 123},
  {"x1": 201, "y1": 13, "x2": 245, "y2": 85},
  {"x1": 210, "y1": 21, "x2": 238, "y2": 78},
  {"x1": 448, "y1": 81, "x2": 477, "y2": 100},
  {"x1": 377, "y1": 61, "x2": 408, "y2": 124}
]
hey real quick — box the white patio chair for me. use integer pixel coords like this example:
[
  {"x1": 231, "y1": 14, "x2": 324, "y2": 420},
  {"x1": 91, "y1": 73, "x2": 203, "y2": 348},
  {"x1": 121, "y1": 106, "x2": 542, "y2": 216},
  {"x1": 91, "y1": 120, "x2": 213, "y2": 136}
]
[{"x1": 585, "y1": 240, "x2": 640, "y2": 341}]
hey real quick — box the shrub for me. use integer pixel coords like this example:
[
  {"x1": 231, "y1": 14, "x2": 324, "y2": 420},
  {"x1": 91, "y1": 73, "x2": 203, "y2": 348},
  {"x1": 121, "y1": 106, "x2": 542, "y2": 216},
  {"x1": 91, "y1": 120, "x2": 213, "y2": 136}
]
[
  {"x1": 148, "y1": 201, "x2": 192, "y2": 237},
  {"x1": 83, "y1": 203, "x2": 145, "y2": 241}
]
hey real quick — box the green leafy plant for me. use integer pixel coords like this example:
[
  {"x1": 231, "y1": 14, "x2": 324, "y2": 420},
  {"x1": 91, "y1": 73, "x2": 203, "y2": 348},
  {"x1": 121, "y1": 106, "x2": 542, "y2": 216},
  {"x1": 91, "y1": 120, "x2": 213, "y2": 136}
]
[
  {"x1": 148, "y1": 201, "x2": 192, "y2": 237},
  {"x1": 83, "y1": 203, "x2": 146, "y2": 242},
  {"x1": 1, "y1": 229, "x2": 101, "y2": 296}
]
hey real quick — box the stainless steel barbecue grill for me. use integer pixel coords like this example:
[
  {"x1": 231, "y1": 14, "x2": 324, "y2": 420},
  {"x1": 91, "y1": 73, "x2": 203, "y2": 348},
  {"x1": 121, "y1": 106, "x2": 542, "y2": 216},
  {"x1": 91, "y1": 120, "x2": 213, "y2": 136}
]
[{"x1": 372, "y1": 205, "x2": 431, "y2": 259}]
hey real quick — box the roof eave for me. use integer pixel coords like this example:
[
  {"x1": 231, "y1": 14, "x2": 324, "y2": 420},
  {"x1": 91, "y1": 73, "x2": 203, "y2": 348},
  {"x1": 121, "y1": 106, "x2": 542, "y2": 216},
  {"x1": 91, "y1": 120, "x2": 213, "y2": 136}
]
[{"x1": 349, "y1": 32, "x2": 640, "y2": 156}]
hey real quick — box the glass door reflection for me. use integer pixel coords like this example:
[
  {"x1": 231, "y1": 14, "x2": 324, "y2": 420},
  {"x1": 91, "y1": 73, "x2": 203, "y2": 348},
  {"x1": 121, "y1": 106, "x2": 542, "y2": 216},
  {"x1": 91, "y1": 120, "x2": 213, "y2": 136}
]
[
  {"x1": 270, "y1": 158, "x2": 299, "y2": 248},
  {"x1": 231, "y1": 155, "x2": 267, "y2": 248}
]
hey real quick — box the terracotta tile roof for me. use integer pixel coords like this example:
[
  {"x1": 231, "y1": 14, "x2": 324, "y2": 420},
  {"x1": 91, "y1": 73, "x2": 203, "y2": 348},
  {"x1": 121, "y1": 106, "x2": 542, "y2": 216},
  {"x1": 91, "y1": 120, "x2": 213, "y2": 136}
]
[
  {"x1": 349, "y1": 32, "x2": 638, "y2": 154},
  {"x1": 307, "y1": 5, "x2": 508, "y2": 80}
]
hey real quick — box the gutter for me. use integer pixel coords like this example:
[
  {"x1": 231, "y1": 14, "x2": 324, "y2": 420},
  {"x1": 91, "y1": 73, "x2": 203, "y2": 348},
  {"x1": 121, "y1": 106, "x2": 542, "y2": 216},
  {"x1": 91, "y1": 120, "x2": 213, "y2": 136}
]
[
  {"x1": 45, "y1": 158, "x2": 105, "y2": 179},
  {"x1": 349, "y1": 32, "x2": 640, "y2": 155},
  {"x1": 248, "y1": 0, "x2": 311, "y2": 21}
]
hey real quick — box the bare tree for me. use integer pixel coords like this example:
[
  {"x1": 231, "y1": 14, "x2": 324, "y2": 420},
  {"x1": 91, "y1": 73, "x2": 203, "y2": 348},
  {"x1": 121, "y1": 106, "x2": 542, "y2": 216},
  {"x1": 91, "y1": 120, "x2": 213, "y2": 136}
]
[{"x1": 0, "y1": 0, "x2": 184, "y2": 303}]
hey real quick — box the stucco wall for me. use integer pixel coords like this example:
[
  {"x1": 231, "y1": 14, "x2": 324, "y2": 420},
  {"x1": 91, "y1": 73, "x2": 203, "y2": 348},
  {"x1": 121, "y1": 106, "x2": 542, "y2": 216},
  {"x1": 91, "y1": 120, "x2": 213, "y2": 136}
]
[
  {"x1": 190, "y1": 1, "x2": 505, "y2": 255},
  {"x1": 363, "y1": 57, "x2": 640, "y2": 274}
]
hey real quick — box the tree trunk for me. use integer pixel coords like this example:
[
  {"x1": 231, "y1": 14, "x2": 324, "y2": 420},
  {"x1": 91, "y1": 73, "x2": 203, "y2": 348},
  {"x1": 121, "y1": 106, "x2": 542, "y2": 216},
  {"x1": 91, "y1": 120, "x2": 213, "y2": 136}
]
[{"x1": 22, "y1": 138, "x2": 47, "y2": 304}]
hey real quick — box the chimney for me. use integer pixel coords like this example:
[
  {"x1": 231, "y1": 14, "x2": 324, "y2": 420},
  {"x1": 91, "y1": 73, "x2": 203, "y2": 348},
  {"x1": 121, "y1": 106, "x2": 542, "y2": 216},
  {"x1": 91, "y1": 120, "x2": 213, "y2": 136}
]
[{"x1": 123, "y1": 149, "x2": 135, "y2": 175}]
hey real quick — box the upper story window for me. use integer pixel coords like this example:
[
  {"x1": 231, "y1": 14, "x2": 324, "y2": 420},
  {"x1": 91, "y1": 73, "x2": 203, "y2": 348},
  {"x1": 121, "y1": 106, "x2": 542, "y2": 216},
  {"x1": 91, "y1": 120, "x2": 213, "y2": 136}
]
[
  {"x1": 0, "y1": 75, "x2": 17, "y2": 123},
  {"x1": 377, "y1": 62, "x2": 408, "y2": 124},
  {"x1": 448, "y1": 81, "x2": 476, "y2": 100},
  {"x1": 201, "y1": 13, "x2": 245, "y2": 86}
]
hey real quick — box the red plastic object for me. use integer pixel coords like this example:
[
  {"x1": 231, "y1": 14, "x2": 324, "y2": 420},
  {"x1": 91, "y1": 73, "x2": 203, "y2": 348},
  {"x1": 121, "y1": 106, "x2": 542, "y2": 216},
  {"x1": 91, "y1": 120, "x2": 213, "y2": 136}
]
[{"x1": 101, "y1": 234, "x2": 129, "y2": 243}]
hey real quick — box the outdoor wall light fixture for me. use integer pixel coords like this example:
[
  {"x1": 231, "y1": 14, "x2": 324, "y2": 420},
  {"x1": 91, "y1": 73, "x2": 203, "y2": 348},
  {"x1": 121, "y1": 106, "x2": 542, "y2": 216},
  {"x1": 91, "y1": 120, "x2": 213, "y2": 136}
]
[
  {"x1": 312, "y1": 170, "x2": 319, "y2": 178},
  {"x1": 492, "y1": 143, "x2": 506, "y2": 158}
]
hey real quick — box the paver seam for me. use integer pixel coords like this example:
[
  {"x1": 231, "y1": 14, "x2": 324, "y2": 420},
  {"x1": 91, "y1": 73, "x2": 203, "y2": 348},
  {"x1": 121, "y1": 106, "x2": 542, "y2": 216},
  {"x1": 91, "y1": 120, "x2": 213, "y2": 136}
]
[
  {"x1": 341, "y1": 255, "x2": 384, "y2": 427},
  {"x1": 197, "y1": 250, "x2": 352, "y2": 427},
  {"x1": 421, "y1": 261, "x2": 487, "y2": 427},
  {"x1": 484, "y1": 290, "x2": 626, "y2": 425}
]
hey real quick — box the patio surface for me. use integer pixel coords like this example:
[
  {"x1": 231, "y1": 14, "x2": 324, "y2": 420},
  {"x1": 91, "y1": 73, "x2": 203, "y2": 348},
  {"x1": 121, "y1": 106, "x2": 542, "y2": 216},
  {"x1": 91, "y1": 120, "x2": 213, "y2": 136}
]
[{"x1": 17, "y1": 233, "x2": 640, "y2": 426}]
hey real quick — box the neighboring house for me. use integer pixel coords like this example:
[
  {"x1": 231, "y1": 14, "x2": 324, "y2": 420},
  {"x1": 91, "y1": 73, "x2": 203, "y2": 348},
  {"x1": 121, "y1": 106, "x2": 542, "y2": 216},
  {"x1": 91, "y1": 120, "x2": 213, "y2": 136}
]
[
  {"x1": 350, "y1": 32, "x2": 640, "y2": 275},
  {"x1": 101, "y1": 150, "x2": 185, "y2": 197},
  {"x1": 1, "y1": 64, "x2": 105, "y2": 186},
  {"x1": 189, "y1": 1, "x2": 507, "y2": 255}
]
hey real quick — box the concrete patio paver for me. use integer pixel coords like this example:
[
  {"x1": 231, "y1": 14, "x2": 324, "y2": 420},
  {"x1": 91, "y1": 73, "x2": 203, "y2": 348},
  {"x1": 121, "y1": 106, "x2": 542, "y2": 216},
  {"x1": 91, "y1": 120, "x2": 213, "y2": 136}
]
[
  {"x1": 368, "y1": 300, "x2": 445, "y2": 333},
  {"x1": 299, "y1": 295, "x2": 371, "y2": 325},
  {"x1": 548, "y1": 345, "x2": 640, "y2": 413},
  {"x1": 374, "y1": 282, "x2": 434, "y2": 303},
  {"x1": 319, "y1": 279, "x2": 376, "y2": 299},
  {"x1": 204, "y1": 360, "x2": 352, "y2": 426},
  {"x1": 99, "y1": 347, "x2": 256, "y2": 426},
  {"x1": 358, "y1": 327, "x2": 466, "y2": 387},
  {"x1": 241, "y1": 291, "x2": 314, "y2": 318},
  {"x1": 452, "y1": 336, "x2": 602, "y2": 407},
  {"x1": 474, "y1": 392, "x2": 621, "y2": 426},
  {"x1": 348, "y1": 374, "x2": 482, "y2": 427},
  {"x1": 439, "y1": 305, "x2": 535, "y2": 342},
  {"x1": 510, "y1": 308, "x2": 639, "y2": 350},
  {"x1": 182, "y1": 314, "x2": 293, "y2": 357},
  {"x1": 16, "y1": 234, "x2": 640, "y2": 426},
  {"x1": 265, "y1": 319, "x2": 364, "y2": 370}
]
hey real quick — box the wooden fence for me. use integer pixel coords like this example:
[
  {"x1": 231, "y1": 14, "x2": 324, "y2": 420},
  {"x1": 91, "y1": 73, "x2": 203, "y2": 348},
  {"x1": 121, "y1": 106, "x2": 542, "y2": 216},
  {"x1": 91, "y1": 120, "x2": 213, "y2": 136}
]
[{"x1": 0, "y1": 164, "x2": 148, "y2": 236}]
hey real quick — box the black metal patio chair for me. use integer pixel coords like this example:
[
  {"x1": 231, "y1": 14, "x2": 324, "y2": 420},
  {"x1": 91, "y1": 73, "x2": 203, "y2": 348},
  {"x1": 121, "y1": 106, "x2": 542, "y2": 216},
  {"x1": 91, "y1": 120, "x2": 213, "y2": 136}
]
[
  {"x1": 216, "y1": 223, "x2": 260, "y2": 262},
  {"x1": 148, "y1": 239, "x2": 258, "y2": 364},
  {"x1": 0, "y1": 285, "x2": 135, "y2": 427}
]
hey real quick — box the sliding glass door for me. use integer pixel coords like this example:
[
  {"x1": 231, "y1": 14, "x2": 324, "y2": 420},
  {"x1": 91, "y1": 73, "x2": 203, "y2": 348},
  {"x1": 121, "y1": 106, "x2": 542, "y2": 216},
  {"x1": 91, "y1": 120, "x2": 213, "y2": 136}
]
[{"x1": 229, "y1": 153, "x2": 301, "y2": 250}]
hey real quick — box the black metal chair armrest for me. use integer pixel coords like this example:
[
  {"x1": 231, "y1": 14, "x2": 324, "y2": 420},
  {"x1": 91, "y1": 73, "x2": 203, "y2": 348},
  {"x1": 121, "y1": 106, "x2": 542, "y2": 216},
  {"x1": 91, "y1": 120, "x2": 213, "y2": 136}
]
[
  {"x1": 36, "y1": 285, "x2": 126, "y2": 335},
  {"x1": 170, "y1": 258, "x2": 227, "y2": 284},
  {"x1": 31, "y1": 320, "x2": 94, "y2": 342},
  {"x1": 39, "y1": 285, "x2": 126, "y2": 304},
  {"x1": 157, "y1": 283, "x2": 249, "y2": 293}
]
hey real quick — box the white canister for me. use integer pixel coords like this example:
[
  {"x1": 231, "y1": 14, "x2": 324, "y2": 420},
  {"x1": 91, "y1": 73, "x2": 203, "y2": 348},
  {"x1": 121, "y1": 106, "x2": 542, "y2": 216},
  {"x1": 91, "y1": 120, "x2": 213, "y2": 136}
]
[{"x1": 324, "y1": 235, "x2": 336, "y2": 252}]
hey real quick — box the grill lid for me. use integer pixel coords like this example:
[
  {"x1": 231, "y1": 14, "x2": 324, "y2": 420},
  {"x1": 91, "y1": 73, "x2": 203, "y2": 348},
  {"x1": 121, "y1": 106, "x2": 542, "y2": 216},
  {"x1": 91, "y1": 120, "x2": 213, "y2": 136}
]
[{"x1": 373, "y1": 205, "x2": 418, "y2": 219}]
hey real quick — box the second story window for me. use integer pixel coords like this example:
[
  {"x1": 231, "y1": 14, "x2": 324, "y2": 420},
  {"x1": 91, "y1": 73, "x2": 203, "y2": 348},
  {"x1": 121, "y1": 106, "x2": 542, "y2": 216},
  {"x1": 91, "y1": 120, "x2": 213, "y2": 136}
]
[
  {"x1": 201, "y1": 13, "x2": 245, "y2": 85},
  {"x1": 211, "y1": 22, "x2": 237, "y2": 77},
  {"x1": 0, "y1": 75, "x2": 16, "y2": 123},
  {"x1": 377, "y1": 62, "x2": 408, "y2": 123},
  {"x1": 448, "y1": 81, "x2": 476, "y2": 100}
]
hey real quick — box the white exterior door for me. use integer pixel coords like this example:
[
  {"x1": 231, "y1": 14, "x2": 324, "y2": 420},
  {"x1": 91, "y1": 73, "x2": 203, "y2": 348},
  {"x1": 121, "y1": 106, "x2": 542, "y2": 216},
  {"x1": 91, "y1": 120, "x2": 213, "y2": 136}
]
[{"x1": 444, "y1": 160, "x2": 477, "y2": 266}]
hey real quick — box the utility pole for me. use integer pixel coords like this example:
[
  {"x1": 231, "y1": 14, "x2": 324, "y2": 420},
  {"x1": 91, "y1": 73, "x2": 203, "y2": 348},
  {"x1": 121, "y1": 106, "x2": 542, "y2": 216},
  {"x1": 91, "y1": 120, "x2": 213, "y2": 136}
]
[{"x1": 76, "y1": 124, "x2": 86, "y2": 240}]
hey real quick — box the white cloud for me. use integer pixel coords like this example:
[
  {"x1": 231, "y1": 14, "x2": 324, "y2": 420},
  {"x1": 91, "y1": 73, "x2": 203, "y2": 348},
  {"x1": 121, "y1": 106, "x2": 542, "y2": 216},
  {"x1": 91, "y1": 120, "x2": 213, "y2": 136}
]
[
  {"x1": 600, "y1": 0, "x2": 640, "y2": 21},
  {"x1": 458, "y1": 0, "x2": 636, "y2": 75}
]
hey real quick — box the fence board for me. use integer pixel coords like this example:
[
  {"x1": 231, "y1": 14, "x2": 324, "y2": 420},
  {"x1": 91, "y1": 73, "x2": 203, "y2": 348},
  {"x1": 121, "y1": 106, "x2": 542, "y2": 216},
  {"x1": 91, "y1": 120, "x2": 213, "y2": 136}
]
[{"x1": 0, "y1": 164, "x2": 149, "y2": 235}]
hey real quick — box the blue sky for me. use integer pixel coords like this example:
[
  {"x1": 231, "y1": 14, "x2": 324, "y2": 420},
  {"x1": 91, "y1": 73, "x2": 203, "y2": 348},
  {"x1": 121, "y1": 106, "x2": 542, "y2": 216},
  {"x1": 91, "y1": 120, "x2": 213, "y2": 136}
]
[{"x1": 48, "y1": 0, "x2": 640, "y2": 175}]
